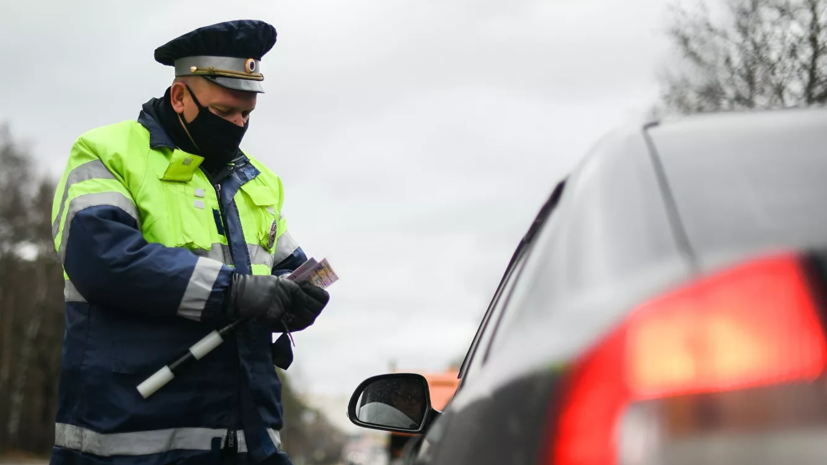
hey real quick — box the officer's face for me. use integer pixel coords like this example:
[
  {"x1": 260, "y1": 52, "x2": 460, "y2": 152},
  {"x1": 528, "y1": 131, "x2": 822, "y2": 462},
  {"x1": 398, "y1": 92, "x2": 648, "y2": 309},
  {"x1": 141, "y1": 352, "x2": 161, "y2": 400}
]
[{"x1": 171, "y1": 78, "x2": 257, "y2": 128}]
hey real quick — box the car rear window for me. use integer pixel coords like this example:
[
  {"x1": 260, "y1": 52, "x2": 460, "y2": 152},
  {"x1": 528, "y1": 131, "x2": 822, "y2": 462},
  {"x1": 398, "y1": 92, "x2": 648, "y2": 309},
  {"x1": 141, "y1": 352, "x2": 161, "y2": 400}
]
[{"x1": 649, "y1": 109, "x2": 827, "y2": 262}]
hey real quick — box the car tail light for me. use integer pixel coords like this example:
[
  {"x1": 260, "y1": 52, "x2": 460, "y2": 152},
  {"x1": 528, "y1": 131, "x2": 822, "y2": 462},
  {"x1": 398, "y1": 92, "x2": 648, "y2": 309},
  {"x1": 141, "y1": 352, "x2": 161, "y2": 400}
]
[{"x1": 548, "y1": 253, "x2": 827, "y2": 465}]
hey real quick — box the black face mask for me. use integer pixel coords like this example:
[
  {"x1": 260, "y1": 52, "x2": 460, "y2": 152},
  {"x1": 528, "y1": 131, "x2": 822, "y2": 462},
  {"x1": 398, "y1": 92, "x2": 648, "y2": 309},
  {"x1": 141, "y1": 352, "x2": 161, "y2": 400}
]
[{"x1": 180, "y1": 85, "x2": 248, "y2": 163}]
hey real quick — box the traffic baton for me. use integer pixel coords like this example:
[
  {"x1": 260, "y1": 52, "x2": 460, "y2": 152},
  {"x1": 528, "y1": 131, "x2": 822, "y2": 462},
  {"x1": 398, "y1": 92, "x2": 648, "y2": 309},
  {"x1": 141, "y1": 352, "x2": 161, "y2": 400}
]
[{"x1": 137, "y1": 320, "x2": 241, "y2": 399}]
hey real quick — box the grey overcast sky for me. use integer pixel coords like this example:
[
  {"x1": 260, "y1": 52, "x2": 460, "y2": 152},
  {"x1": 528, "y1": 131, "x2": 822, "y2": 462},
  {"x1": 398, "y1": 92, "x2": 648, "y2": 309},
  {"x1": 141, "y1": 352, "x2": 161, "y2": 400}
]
[{"x1": 1, "y1": 0, "x2": 672, "y2": 423}]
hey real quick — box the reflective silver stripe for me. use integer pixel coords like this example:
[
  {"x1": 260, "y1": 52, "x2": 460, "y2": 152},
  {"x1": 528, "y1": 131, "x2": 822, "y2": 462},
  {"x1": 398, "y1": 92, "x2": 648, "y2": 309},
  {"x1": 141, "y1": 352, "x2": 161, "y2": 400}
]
[
  {"x1": 249, "y1": 244, "x2": 274, "y2": 269},
  {"x1": 267, "y1": 428, "x2": 282, "y2": 450},
  {"x1": 194, "y1": 243, "x2": 282, "y2": 269},
  {"x1": 194, "y1": 243, "x2": 280, "y2": 269},
  {"x1": 52, "y1": 160, "x2": 117, "y2": 240},
  {"x1": 273, "y1": 231, "x2": 300, "y2": 265},
  {"x1": 64, "y1": 280, "x2": 86, "y2": 303},
  {"x1": 178, "y1": 257, "x2": 224, "y2": 321},
  {"x1": 54, "y1": 423, "x2": 281, "y2": 456},
  {"x1": 192, "y1": 243, "x2": 232, "y2": 265},
  {"x1": 58, "y1": 192, "x2": 139, "y2": 263}
]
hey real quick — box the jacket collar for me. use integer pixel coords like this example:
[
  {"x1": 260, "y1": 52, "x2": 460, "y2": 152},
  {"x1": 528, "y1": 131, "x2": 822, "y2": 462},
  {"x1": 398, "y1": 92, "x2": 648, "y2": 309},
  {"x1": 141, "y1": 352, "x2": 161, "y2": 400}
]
[
  {"x1": 137, "y1": 110, "x2": 177, "y2": 150},
  {"x1": 137, "y1": 108, "x2": 254, "y2": 184}
]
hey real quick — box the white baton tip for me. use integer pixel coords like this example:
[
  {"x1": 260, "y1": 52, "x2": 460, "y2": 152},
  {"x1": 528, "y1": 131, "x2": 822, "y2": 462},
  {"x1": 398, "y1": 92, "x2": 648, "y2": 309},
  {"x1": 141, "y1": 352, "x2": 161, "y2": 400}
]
[
  {"x1": 137, "y1": 366, "x2": 175, "y2": 399},
  {"x1": 189, "y1": 330, "x2": 224, "y2": 360}
]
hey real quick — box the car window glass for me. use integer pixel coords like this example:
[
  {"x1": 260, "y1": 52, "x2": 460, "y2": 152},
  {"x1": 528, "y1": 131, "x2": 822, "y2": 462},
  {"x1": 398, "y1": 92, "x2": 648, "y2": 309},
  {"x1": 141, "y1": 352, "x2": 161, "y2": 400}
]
[
  {"x1": 481, "y1": 194, "x2": 566, "y2": 363},
  {"x1": 460, "y1": 252, "x2": 529, "y2": 382},
  {"x1": 457, "y1": 259, "x2": 514, "y2": 379},
  {"x1": 484, "y1": 130, "x2": 675, "y2": 356},
  {"x1": 458, "y1": 180, "x2": 566, "y2": 381},
  {"x1": 457, "y1": 261, "x2": 514, "y2": 379},
  {"x1": 467, "y1": 182, "x2": 566, "y2": 366}
]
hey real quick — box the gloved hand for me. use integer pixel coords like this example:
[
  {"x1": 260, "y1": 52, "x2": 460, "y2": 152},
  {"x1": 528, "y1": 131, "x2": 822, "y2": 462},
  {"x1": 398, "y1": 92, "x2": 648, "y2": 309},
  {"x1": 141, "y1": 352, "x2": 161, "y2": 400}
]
[
  {"x1": 281, "y1": 283, "x2": 330, "y2": 332},
  {"x1": 224, "y1": 274, "x2": 329, "y2": 332}
]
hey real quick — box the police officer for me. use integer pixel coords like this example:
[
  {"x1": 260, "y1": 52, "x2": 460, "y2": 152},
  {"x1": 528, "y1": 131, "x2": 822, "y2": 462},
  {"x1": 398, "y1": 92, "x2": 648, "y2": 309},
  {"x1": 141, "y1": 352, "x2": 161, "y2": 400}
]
[{"x1": 50, "y1": 20, "x2": 328, "y2": 465}]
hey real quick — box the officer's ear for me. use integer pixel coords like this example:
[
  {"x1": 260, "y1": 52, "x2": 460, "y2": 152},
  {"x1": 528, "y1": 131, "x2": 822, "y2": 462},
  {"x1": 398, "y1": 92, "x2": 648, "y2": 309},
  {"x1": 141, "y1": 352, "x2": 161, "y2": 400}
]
[{"x1": 170, "y1": 82, "x2": 188, "y2": 115}]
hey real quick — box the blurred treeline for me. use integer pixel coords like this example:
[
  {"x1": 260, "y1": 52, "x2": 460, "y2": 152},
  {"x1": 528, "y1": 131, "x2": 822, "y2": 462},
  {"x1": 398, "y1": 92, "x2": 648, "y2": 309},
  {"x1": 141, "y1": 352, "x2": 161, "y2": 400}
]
[
  {"x1": 0, "y1": 125, "x2": 344, "y2": 464},
  {"x1": 660, "y1": 0, "x2": 827, "y2": 114}
]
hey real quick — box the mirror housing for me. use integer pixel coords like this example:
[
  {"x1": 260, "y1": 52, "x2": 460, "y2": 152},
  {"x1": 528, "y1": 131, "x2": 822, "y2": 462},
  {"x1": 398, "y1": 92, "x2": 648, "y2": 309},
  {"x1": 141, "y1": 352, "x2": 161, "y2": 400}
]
[{"x1": 348, "y1": 373, "x2": 438, "y2": 434}]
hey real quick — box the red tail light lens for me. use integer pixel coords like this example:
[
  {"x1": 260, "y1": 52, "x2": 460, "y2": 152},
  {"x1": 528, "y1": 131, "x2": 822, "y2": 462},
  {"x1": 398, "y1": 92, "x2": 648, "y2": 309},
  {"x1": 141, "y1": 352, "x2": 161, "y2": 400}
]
[
  {"x1": 552, "y1": 254, "x2": 827, "y2": 465},
  {"x1": 628, "y1": 255, "x2": 826, "y2": 399}
]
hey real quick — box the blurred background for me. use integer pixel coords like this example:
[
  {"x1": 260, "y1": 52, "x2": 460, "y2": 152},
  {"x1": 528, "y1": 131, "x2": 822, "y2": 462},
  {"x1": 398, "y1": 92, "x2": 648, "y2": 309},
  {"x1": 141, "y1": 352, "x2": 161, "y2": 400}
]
[{"x1": 2, "y1": 0, "x2": 825, "y2": 463}]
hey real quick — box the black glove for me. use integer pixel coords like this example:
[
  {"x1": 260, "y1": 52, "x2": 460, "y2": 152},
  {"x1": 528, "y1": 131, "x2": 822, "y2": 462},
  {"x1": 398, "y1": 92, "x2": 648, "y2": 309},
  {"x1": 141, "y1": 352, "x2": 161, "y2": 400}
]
[
  {"x1": 224, "y1": 274, "x2": 329, "y2": 332},
  {"x1": 281, "y1": 282, "x2": 330, "y2": 332}
]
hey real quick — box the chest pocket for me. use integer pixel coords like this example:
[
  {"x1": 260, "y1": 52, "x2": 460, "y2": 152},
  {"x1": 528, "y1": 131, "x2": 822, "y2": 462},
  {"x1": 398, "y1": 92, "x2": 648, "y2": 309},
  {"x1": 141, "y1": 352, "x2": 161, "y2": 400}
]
[
  {"x1": 161, "y1": 180, "x2": 217, "y2": 253},
  {"x1": 149, "y1": 150, "x2": 218, "y2": 253},
  {"x1": 238, "y1": 183, "x2": 280, "y2": 254}
]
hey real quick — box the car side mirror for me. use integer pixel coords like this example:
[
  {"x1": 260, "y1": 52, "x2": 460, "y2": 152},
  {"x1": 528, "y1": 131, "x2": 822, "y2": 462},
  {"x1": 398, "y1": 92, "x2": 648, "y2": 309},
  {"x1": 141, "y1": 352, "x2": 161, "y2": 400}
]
[{"x1": 348, "y1": 373, "x2": 436, "y2": 434}]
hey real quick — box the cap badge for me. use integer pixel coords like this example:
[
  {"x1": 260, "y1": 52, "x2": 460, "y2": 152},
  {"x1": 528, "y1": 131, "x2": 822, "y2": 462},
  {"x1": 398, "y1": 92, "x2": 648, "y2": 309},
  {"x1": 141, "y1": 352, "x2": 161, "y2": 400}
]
[{"x1": 245, "y1": 58, "x2": 256, "y2": 74}]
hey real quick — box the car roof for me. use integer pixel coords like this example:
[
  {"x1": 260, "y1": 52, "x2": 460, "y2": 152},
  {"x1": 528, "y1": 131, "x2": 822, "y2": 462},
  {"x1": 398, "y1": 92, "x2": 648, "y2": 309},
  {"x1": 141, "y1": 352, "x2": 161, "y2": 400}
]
[
  {"x1": 644, "y1": 106, "x2": 827, "y2": 270},
  {"x1": 646, "y1": 106, "x2": 827, "y2": 141}
]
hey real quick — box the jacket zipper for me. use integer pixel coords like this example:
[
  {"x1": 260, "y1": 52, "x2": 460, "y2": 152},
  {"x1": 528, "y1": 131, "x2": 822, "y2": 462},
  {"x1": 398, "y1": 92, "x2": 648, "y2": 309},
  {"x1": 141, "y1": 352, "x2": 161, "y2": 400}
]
[
  {"x1": 204, "y1": 168, "x2": 234, "y2": 264},
  {"x1": 215, "y1": 183, "x2": 231, "y2": 260},
  {"x1": 202, "y1": 166, "x2": 241, "y2": 456}
]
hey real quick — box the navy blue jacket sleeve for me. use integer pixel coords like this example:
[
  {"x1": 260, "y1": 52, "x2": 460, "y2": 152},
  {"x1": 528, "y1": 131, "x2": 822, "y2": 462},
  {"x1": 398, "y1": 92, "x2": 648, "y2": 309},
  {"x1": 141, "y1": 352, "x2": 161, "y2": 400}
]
[
  {"x1": 272, "y1": 247, "x2": 308, "y2": 277},
  {"x1": 64, "y1": 204, "x2": 233, "y2": 321}
]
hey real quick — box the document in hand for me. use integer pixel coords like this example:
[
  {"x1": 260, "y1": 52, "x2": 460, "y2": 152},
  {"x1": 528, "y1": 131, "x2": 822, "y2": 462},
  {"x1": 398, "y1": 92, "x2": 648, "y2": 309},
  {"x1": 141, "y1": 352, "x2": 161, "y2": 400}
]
[{"x1": 286, "y1": 257, "x2": 339, "y2": 289}]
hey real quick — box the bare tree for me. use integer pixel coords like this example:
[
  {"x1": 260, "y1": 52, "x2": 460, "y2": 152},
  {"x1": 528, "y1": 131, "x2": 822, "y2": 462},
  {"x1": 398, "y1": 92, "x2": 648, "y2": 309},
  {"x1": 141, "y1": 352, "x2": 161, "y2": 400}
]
[
  {"x1": 0, "y1": 124, "x2": 33, "y2": 416},
  {"x1": 661, "y1": 0, "x2": 827, "y2": 114},
  {"x1": 0, "y1": 126, "x2": 66, "y2": 454}
]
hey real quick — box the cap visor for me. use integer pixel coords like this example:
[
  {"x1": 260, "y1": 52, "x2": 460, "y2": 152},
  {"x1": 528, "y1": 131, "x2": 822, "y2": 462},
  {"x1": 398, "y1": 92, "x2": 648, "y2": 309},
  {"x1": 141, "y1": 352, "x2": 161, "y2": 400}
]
[{"x1": 204, "y1": 76, "x2": 265, "y2": 93}]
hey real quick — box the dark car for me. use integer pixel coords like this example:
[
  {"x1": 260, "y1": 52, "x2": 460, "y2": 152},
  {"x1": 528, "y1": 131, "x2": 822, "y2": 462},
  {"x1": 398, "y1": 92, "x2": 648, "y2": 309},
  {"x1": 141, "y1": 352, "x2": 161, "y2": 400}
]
[{"x1": 347, "y1": 108, "x2": 827, "y2": 465}]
